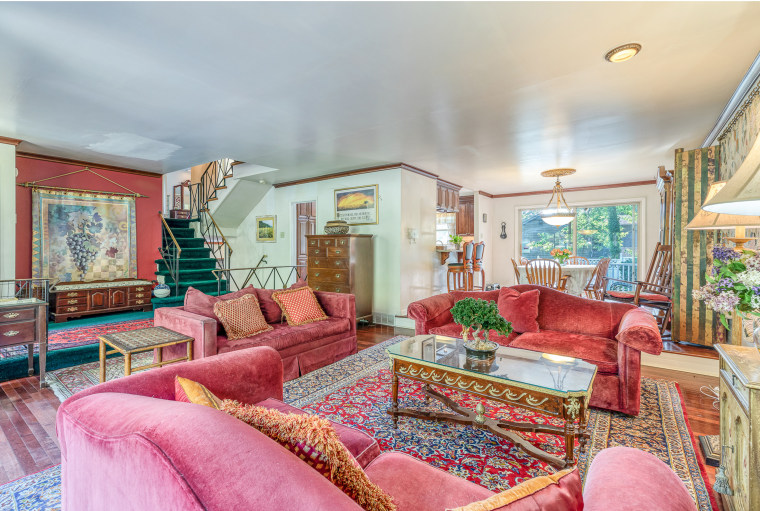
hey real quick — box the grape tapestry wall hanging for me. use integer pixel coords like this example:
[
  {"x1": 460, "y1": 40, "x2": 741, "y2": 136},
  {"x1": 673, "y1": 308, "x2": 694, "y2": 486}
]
[{"x1": 32, "y1": 189, "x2": 137, "y2": 282}]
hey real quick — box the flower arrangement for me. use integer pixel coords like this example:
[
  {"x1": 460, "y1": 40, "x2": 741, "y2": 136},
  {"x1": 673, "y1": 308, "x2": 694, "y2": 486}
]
[
  {"x1": 550, "y1": 248, "x2": 572, "y2": 264},
  {"x1": 450, "y1": 298, "x2": 513, "y2": 350},
  {"x1": 692, "y1": 246, "x2": 760, "y2": 328}
]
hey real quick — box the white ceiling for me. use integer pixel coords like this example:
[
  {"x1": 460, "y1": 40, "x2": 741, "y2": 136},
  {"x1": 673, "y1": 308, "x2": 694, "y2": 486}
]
[{"x1": 1, "y1": 2, "x2": 760, "y2": 193}]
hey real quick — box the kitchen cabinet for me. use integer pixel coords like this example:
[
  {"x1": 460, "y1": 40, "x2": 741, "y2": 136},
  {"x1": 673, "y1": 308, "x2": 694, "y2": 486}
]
[
  {"x1": 456, "y1": 195, "x2": 475, "y2": 235},
  {"x1": 436, "y1": 180, "x2": 462, "y2": 213}
]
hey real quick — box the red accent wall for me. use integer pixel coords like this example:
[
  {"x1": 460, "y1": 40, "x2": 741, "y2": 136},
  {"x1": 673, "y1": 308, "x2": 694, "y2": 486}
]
[{"x1": 15, "y1": 157, "x2": 162, "y2": 281}]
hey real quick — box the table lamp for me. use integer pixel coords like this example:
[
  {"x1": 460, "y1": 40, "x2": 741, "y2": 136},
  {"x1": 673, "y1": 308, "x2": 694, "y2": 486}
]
[
  {"x1": 703, "y1": 133, "x2": 760, "y2": 216},
  {"x1": 686, "y1": 181, "x2": 760, "y2": 251}
]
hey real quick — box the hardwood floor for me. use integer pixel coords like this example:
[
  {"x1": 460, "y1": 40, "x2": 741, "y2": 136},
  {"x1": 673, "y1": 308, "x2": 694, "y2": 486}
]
[{"x1": 0, "y1": 323, "x2": 721, "y2": 505}]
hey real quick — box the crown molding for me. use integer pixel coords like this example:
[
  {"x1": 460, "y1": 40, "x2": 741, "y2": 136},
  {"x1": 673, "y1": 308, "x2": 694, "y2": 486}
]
[
  {"x1": 273, "y1": 162, "x2": 438, "y2": 188},
  {"x1": 0, "y1": 136, "x2": 22, "y2": 146},
  {"x1": 16, "y1": 152, "x2": 162, "y2": 178}
]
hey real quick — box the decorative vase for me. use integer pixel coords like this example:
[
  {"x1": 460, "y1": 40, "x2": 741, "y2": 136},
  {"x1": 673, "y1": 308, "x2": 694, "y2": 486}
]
[
  {"x1": 153, "y1": 283, "x2": 171, "y2": 298},
  {"x1": 324, "y1": 220, "x2": 350, "y2": 235}
]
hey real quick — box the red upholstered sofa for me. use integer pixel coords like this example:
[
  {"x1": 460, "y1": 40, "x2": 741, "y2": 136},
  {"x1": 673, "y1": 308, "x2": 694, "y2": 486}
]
[
  {"x1": 407, "y1": 285, "x2": 663, "y2": 416},
  {"x1": 153, "y1": 286, "x2": 357, "y2": 381},
  {"x1": 56, "y1": 347, "x2": 696, "y2": 511}
]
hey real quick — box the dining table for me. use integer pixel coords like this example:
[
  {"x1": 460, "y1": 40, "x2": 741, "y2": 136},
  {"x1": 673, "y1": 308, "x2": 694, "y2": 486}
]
[{"x1": 517, "y1": 264, "x2": 596, "y2": 296}]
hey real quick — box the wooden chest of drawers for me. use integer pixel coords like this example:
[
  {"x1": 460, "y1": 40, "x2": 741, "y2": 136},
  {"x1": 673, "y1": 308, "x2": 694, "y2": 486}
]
[
  {"x1": 306, "y1": 234, "x2": 373, "y2": 320},
  {"x1": 0, "y1": 299, "x2": 48, "y2": 384},
  {"x1": 50, "y1": 279, "x2": 154, "y2": 322},
  {"x1": 715, "y1": 344, "x2": 760, "y2": 511}
]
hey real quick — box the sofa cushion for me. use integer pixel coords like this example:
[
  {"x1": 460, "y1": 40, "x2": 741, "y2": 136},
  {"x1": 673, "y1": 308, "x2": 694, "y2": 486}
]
[
  {"x1": 496, "y1": 288, "x2": 540, "y2": 333},
  {"x1": 365, "y1": 452, "x2": 494, "y2": 511},
  {"x1": 218, "y1": 317, "x2": 352, "y2": 353},
  {"x1": 220, "y1": 400, "x2": 395, "y2": 511},
  {"x1": 174, "y1": 376, "x2": 222, "y2": 409},
  {"x1": 255, "y1": 398, "x2": 380, "y2": 468},
  {"x1": 213, "y1": 294, "x2": 272, "y2": 341},
  {"x1": 429, "y1": 323, "x2": 519, "y2": 346},
  {"x1": 509, "y1": 331, "x2": 619, "y2": 375},
  {"x1": 256, "y1": 288, "x2": 286, "y2": 324},
  {"x1": 273, "y1": 287, "x2": 328, "y2": 326},
  {"x1": 184, "y1": 286, "x2": 258, "y2": 333},
  {"x1": 448, "y1": 467, "x2": 581, "y2": 511}
]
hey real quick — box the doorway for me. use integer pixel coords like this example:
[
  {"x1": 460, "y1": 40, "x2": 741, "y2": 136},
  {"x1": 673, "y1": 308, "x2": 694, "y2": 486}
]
[{"x1": 295, "y1": 202, "x2": 316, "y2": 270}]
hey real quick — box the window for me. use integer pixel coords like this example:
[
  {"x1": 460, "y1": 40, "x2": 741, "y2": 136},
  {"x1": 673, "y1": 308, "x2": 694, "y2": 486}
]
[
  {"x1": 520, "y1": 203, "x2": 639, "y2": 288},
  {"x1": 436, "y1": 213, "x2": 456, "y2": 245}
]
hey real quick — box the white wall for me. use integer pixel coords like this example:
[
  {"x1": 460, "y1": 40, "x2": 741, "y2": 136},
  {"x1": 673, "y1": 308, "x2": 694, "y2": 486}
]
[
  {"x1": 490, "y1": 183, "x2": 661, "y2": 286},
  {"x1": 0, "y1": 143, "x2": 16, "y2": 279},
  {"x1": 162, "y1": 168, "x2": 191, "y2": 215},
  {"x1": 400, "y1": 171, "x2": 438, "y2": 311}
]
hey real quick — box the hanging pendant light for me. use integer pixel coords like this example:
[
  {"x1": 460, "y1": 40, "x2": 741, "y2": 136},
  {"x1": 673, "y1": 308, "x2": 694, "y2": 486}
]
[{"x1": 540, "y1": 168, "x2": 577, "y2": 226}]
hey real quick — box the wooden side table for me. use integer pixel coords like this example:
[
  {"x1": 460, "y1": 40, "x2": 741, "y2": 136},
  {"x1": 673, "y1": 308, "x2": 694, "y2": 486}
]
[
  {"x1": 0, "y1": 299, "x2": 48, "y2": 387},
  {"x1": 98, "y1": 326, "x2": 193, "y2": 383}
]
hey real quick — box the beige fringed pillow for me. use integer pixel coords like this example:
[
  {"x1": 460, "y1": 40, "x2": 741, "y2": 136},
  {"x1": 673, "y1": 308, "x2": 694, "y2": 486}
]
[
  {"x1": 212, "y1": 294, "x2": 272, "y2": 341},
  {"x1": 221, "y1": 400, "x2": 396, "y2": 511}
]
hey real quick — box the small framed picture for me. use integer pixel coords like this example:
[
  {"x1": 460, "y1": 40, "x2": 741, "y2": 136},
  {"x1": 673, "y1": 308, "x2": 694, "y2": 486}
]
[
  {"x1": 334, "y1": 184, "x2": 378, "y2": 225},
  {"x1": 256, "y1": 215, "x2": 276, "y2": 242}
]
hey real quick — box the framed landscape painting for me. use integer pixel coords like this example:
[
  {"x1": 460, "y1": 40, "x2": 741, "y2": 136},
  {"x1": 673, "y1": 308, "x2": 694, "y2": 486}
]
[
  {"x1": 256, "y1": 215, "x2": 276, "y2": 242},
  {"x1": 334, "y1": 184, "x2": 378, "y2": 225}
]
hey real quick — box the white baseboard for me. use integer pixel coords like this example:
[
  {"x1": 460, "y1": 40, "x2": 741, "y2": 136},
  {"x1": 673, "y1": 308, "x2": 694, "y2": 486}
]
[
  {"x1": 641, "y1": 352, "x2": 718, "y2": 377},
  {"x1": 394, "y1": 316, "x2": 416, "y2": 330}
]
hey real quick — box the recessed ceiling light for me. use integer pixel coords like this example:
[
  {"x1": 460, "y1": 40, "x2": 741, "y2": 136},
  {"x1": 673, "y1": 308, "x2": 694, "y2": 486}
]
[{"x1": 604, "y1": 43, "x2": 642, "y2": 63}]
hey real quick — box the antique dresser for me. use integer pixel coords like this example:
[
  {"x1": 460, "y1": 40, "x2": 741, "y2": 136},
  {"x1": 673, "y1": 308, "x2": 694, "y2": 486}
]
[
  {"x1": 715, "y1": 344, "x2": 759, "y2": 511},
  {"x1": 49, "y1": 278, "x2": 153, "y2": 322},
  {"x1": 305, "y1": 234, "x2": 373, "y2": 320}
]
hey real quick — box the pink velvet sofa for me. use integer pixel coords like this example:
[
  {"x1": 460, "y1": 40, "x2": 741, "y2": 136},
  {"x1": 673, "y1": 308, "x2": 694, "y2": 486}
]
[
  {"x1": 56, "y1": 347, "x2": 696, "y2": 511},
  {"x1": 153, "y1": 286, "x2": 357, "y2": 381},
  {"x1": 407, "y1": 285, "x2": 663, "y2": 416}
]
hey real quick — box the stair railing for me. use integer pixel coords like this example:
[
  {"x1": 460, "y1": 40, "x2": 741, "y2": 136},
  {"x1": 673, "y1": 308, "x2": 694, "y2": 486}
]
[
  {"x1": 188, "y1": 158, "x2": 234, "y2": 220},
  {"x1": 157, "y1": 212, "x2": 182, "y2": 296},
  {"x1": 198, "y1": 207, "x2": 237, "y2": 291},
  {"x1": 213, "y1": 265, "x2": 307, "y2": 294}
]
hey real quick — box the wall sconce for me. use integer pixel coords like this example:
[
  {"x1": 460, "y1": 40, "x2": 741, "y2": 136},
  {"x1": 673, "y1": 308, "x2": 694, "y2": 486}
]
[{"x1": 500, "y1": 222, "x2": 507, "y2": 239}]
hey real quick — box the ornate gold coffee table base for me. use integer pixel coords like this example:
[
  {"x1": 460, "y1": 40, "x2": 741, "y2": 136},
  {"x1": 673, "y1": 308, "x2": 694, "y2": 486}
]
[{"x1": 388, "y1": 357, "x2": 592, "y2": 469}]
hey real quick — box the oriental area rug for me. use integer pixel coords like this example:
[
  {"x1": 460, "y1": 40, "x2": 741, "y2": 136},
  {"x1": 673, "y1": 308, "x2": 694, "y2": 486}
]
[{"x1": 1, "y1": 336, "x2": 715, "y2": 511}]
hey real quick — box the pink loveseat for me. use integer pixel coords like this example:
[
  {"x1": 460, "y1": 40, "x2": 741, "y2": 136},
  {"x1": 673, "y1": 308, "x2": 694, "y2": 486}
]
[
  {"x1": 56, "y1": 348, "x2": 697, "y2": 511},
  {"x1": 407, "y1": 285, "x2": 664, "y2": 416},
  {"x1": 153, "y1": 286, "x2": 357, "y2": 381}
]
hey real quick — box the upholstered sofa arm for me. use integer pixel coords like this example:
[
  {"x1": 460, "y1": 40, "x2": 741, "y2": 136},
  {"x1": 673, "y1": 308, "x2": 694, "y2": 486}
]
[
  {"x1": 67, "y1": 347, "x2": 285, "y2": 407},
  {"x1": 615, "y1": 309, "x2": 663, "y2": 355},
  {"x1": 584, "y1": 447, "x2": 697, "y2": 511},
  {"x1": 154, "y1": 306, "x2": 219, "y2": 359},
  {"x1": 407, "y1": 293, "x2": 457, "y2": 334}
]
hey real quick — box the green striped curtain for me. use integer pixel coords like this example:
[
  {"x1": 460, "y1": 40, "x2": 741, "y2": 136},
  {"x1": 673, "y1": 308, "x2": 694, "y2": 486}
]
[{"x1": 672, "y1": 146, "x2": 720, "y2": 345}]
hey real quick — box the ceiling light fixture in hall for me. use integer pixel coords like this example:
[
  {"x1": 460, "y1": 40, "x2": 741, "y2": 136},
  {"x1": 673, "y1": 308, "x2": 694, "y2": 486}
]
[
  {"x1": 604, "y1": 43, "x2": 642, "y2": 63},
  {"x1": 540, "y1": 168, "x2": 577, "y2": 226}
]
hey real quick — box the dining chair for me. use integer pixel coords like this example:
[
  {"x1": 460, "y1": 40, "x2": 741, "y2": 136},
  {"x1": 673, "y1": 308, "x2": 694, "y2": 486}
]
[
  {"x1": 525, "y1": 258, "x2": 568, "y2": 292},
  {"x1": 567, "y1": 255, "x2": 590, "y2": 264},
  {"x1": 447, "y1": 241, "x2": 475, "y2": 292},
  {"x1": 603, "y1": 242, "x2": 673, "y2": 333},
  {"x1": 520, "y1": 257, "x2": 529, "y2": 265},
  {"x1": 511, "y1": 258, "x2": 521, "y2": 285},
  {"x1": 469, "y1": 242, "x2": 485, "y2": 290},
  {"x1": 583, "y1": 258, "x2": 611, "y2": 300}
]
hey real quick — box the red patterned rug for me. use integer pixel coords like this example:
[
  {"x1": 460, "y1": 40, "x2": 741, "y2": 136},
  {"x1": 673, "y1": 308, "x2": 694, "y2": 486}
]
[
  {"x1": 0, "y1": 319, "x2": 154, "y2": 359},
  {"x1": 285, "y1": 336, "x2": 717, "y2": 511}
]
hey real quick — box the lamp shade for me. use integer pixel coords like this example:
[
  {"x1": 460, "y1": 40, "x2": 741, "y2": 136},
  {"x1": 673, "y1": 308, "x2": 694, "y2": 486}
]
[
  {"x1": 685, "y1": 181, "x2": 760, "y2": 230},
  {"x1": 703, "y1": 134, "x2": 760, "y2": 215}
]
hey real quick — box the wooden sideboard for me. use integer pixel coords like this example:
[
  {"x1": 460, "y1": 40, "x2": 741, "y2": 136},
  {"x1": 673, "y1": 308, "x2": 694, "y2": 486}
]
[
  {"x1": 49, "y1": 279, "x2": 153, "y2": 322},
  {"x1": 715, "y1": 344, "x2": 760, "y2": 510},
  {"x1": 0, "y1": 299, "x2": 48, "y2": 384},
  {"x1": 306, "y1": 234, "x2": 373, "y2": 320}
]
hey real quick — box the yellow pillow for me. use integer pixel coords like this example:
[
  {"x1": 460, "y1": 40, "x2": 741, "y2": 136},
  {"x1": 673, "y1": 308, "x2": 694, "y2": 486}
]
[{"x1": 174, "y1": 376, "x2": 222, "y2": 409}]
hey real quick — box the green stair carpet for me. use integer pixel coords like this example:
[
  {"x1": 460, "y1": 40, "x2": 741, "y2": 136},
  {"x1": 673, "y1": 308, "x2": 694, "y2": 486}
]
[{"x1": 154, "y1": 218, "x2": 227, "y2": 309}]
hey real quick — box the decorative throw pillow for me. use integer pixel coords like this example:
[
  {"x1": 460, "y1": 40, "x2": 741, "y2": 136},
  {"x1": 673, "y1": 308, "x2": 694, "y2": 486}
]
[
  {"x1": 496, "y1": 288, "x2": 540, "y2": 333},
  {"x1": 184, "y1": 285, "x2": 258, "y2": 334},
  {"x1": 213, "y1": 294, "x2": 272, "y2": 341},
  {"x1": 174, "y1": 376, "x2": 222, "y2": 409},
  {"x1": 221, "y1": 400, "x2": 396, "y2": 511},
  {"x1": 256, "y1": 287, "x2": 286, "y2": 324},
  {"x1": 447, "y1": 468, "x2": 580, "y2": 511},
  {"x1": 272, "y1": 286, "x2": 328, "y2": 326}
]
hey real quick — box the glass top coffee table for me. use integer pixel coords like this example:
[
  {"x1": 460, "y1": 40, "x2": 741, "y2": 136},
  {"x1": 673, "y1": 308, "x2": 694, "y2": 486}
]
[{"x1": 387, "y1": 335, "x2": 597, "y2": 468}]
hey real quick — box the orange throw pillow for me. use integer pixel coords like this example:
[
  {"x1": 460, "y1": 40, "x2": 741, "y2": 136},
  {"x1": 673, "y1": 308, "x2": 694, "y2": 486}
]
[
  {"x1": 221, "y1": 400, "x2": 396, "y2": 511},
  {"x1": 213, "y1": 294, "x2": 272, "y2": 341},
  {"x1": 272, "y1": 286, "x2": 328, "y2": 326}
]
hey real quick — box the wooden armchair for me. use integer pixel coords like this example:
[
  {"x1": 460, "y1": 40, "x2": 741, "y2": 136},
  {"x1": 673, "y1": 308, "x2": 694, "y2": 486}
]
[
  {"x1": 567, "y1": 255, "x2": 590, "y2": 264},
  {"x1": 525, "y1": 258, "x2": 569, "y2": 292},
  {"x1": 603, "y1": 243, "x2": 673, "y2": 333},
  {"x1": 511, "y1": 258, "x2": 521, "y2": 284},
  {"x1": 583, "y1": 258, "x2": 611, "y2": 300}
]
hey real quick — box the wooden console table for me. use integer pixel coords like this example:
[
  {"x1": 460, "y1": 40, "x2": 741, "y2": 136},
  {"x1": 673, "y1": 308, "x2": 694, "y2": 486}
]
[{"x1": 50, "y1": 279, "x2": 153, "y2": 322}]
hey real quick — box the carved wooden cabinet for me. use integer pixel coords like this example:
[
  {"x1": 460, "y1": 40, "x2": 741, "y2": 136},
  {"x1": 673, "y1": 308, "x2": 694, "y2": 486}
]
[
  {"x1": 715, "y1": 344, "x2": 760, "y2": 511},
  {"x1": 456, "y1": 195, "x2": 474, "y2": 235},
  {"x1": 50, "y1": 279, "x2": 153, "y2": 322},
  {"x1": 306, "y1": 234, "x2": 373, "y2": 320},
  {"x1": 436, "y1": 180, "x2": 461, "y2": 213}
]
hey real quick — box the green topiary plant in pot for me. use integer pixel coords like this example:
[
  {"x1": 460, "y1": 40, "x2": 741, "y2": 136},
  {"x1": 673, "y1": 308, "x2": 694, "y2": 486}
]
[{"x1": 450, "y1": 298, "x2": 513, "y2": 356}]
